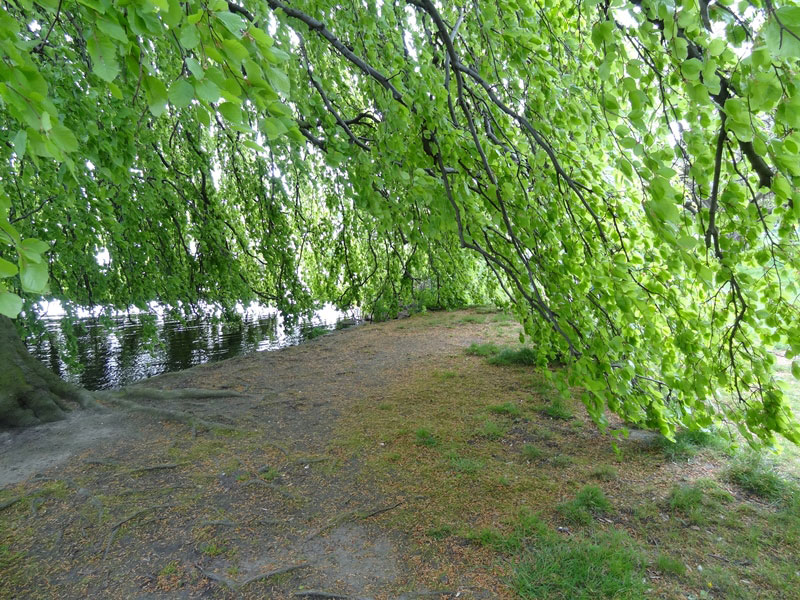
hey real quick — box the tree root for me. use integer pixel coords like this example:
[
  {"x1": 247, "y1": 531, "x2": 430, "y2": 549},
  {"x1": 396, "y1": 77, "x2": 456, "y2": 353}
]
[
  {"x1": 95, "y1": 394, "x2": 238, "y2": 432},
  {"x1": 304, "y1": 501, "x2": 403, "y2": 542},
  {"x1": 129, "y1": 463, "x2": 180, "y2": 474},
  {"x1": 245, "y1": 478, "x2": 306, "y2": 502},
  {"x1": 293, "y1": 591, "x2": 354, "y2": 599},
  {"x1": 102, "y1": 504, "x2": 174, "y2": 560},
  {"x1": 197, "y1": 562, "x2": 309, "y2": 590}
]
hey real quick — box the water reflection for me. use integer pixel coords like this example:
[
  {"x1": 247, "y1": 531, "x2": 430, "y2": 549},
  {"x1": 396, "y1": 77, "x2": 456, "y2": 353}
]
[{"x1": 26, "y1": 308, "x2": 359, "y2": 391}]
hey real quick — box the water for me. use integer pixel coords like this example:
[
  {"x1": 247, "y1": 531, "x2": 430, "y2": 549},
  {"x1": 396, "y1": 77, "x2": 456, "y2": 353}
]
[{"x1": 26, "y1": 307, "x2": 360, "y2": 391}]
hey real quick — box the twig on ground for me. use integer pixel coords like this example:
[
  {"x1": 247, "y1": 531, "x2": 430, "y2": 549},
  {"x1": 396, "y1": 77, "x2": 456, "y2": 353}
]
[
  {"x1": 304, "y1": 500, "x2": 403, "y2": 542},
  {"x1": 102, "y1": 504, "x2": 173, "y2": 559}
]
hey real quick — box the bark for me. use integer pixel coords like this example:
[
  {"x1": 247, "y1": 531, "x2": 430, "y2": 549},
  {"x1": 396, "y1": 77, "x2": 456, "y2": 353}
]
[{"x1": 0, "y1": 315, "x2": 93, "y2": 427}]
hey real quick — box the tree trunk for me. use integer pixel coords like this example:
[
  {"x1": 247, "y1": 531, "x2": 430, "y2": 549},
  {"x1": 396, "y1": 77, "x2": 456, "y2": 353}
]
[{"x1": 0, "y1": 315, "x2": 92, "y2": 427}]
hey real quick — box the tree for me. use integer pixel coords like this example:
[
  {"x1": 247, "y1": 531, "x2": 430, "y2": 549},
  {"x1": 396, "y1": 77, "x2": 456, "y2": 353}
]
[{"x1": 1, "y1": 0, "x2": 799, "y2": 445}]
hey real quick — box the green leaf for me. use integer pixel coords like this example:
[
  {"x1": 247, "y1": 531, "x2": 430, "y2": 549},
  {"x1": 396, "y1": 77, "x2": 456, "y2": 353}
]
[
  {"x1": 168, "y1": 79, "x2": 194, "y2": 108},
  {"x1": 12, "y1": 130, "x2": 26, "y2": 159},
  {"x1": 0, "y1": 257, "x2": 17, "y2": 277},
  {"x1": 266, "y1": 67, "x2": 290, "y2": 96},
  {"x1": 97, "y1": 18, "x2": 128, "y2": 43},
  {"x1": 0, "y1": 291, "x2": 23, "y2": 318},
  {"x1": 214, "y1": 11, "x2": 246, "y2": 38},
  {"x1": 179, "y1": 25, "x2": 201, "y2": 49},
  {"x1": 145, "y1": 76, "x2": 169, "y2": 117},
  {"x1": 87, "y1": 34, "x2": 119, "y2": 82},
  {"x1": 20, "y1": 261, "x2": 48, "y2": 293},
  {"x1": 218, "y1": 102, "x2": 242, "y2": 124},
  {"x1": 49, "y1": 123, "x2": 78, "y2": 153},
  {"x1": 20, "y1": 238, "x2": 49, "y2": 255},
  {"x1": 681, "y1": 58, "x2": 702, "y2": 80},
  {"x1": 792, "y1": 361, "x2": 800, "y2": 380},
  {"x1": 259, "y1": 116, "x2": 288, "y2": 140},
  {"x1": 195, "y1": 79, "x2": 221, "y2": 103}
]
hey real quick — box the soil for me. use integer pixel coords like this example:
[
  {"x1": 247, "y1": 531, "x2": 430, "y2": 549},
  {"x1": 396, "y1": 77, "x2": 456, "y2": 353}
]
[{"x1": 0, "y1": 311, "x2": 502, "y2": 600}]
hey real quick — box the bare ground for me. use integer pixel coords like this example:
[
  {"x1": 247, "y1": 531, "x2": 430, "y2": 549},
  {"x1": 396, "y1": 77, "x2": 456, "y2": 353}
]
[
  {"x1": 2, "y1": 310, "x2": 798, "y2": 600},
  {"x1": 0, "y1": 311, "x2": 507, "y2": 600}
]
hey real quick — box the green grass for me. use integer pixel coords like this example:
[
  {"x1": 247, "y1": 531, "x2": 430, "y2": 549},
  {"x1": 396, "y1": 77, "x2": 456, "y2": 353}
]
[
  {"x1": 521, "y1": 444, "x2": 544, "y2": 461},
  {"x1": 659, "y1": 428, "x2": 730, "y2": 460},
  {"x1": 488, "y1": 401, "x2": 522, "y2": 418},
  {"x1": 590, "y1": 464, "x2": 619, "y2": 481},
  {"x1": 415, "y1": 427, "x2": 439, "y2": 448},
  {"x1": 303, "y1": 325, "x2": 329, "y2": 340},
  {"x1": 667, "y1": 479, "x2": 733, "y2": 525},
  {"x1": 465, "y1": 342, "x2": 500, "y2": 357},
  {"x1": 487, "y1": 347, "x2": 538, "y2": 366},
  {"x1": 655, "y1": 553, "x2": 686, "y2": 576},
  {"x1": 557, "y1": 485, "x2": 612, "y2": 525},
  {"x1": 726, "y1": 452, "x2": 794, "y2": 500},
  {"x1": 258, "y1": 467, "x2": 280, "y2": 481},
  {"x1": 200, "y1": 542, "x2": 226, "y2": 557},
  {"x1": 477, "y1": 419, "x2": 505, "y2": 440},
  {"x1": 426, "y1": 524, "x2": 454, "y2": 539},
  {"x1": 459, "y1": 315, "x2": 484, "y2": 324},
  {"x1": 449, "y1": 455, "x2": 484, "y2": 474},
  {"x1": 551, "y1": 455, "x2": 574, "y2": 468},
  {"x1": 538, "y1": 397, "x2": 572, "y2": 420},
  {"x1": 512, "y1": 529, "x2": 646, "y2": 599}
]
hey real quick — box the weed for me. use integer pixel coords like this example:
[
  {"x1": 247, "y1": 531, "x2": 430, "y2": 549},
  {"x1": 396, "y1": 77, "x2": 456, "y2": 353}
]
[
  {"x1": 655, "y1": 554, "x2": 686, "y2": 576},
  {"x1": 459, "y1": 315, "x2": 483, "y2": 324},
  {"x1": 226, "y1": 565, "x2": 240, "y2": 576},
  {"x1": 259, "y1": 467, "x2": 279, "y2": 481},
  {"x1": 436, "y1": 370, "x2": 457, "y2": 379},
  {"x1": 489, "y1": 402, "x2": 522, "y2": 418},
  {"x1": 660, "y1": 428, "x2": 730, "y2": 460},
  {"x1": 522, "y1": 444, "x2": 544, "y2": 461},
  {"x1": 160, "y1": 561, "x2": 179, "y2": 576},
  {"x1": 591, "y1": 464, "x2": 618, "y2": 481},
  {"x1": 477, "y1": 420, "x2": 505, "y2": 440},
  {"x1": 465, "y1": 342, "x2": 500, "y2": 357},
  {"x1": 497, "y1": 475, "x2": 511, "y2": 486},
  {"x1": 551, "y1": 455, "x2": 574, "y2": 468},
  {"x1": 487, "y1": 347, "x2": 538, "y2": 366},
  {"x1": 303, "y1": 325, "x2": 328, "y2": 340},
  {"x1": 200, "y1": 542, "x2": 226, "y2": 557},
  {"x1": 726, "y1": 452, "x2": 792, "y2": 500},
  {"x1": 512, "y1": 529, "x2": 646, "y2": 599},
  {"x1": 378, "y1": 402, "x2": 392, "y2": 410},
  {"x1": 538, "y1": 397, "x2": 572, "y2": 420},
  {"x1": 427, "y1": 524, "x2": 453, "y2": 539},
  {"x1": 557, "y1": 485, "x2": 612, "y2": 525},
  {"x1": 450, "y1": 455, "x2": 484, "y2": 474},
  {"x1": 415, "y1": 428, "x2": 439, "y2": 448}
]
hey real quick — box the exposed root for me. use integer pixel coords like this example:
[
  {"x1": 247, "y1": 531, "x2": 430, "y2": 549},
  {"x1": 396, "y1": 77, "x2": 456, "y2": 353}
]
[
  {"x1": 197, "y1": 563, "x2": 310, "y2": 590},
  {"x1": 245, "y1": 478, "x2": 306, "y2": 502},
  {"x1": 304, "y1": 501, "x2": 403, "y2": 542},
  {"x1": 293, "y1": 591, "x2": 352, "y2": 599},
  {"x1": 118, "y1": 387, "x2": 252, "y2": 401},
  {"x1": 129, "y1": 463, "x2": 180, "y2": 474},
  {"x1": 198, "y1": 519, "x2": 236, "y2": 528},
  {"x1": 102, "y1": 504, "x2": 174, "y2": 560},
  {"x1": 95, "y1": 394, "x2": 238, "y2": 432}
]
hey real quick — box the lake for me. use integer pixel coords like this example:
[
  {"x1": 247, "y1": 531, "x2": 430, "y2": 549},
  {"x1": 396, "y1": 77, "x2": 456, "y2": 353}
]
[{"x1": 26, "y1": 306, "x2": 360, "y2": 391}]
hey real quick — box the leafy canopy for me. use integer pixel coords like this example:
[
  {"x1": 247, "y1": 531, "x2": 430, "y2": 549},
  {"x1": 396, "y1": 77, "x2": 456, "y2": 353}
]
[{"x1": 2, "y1": 0, "x2": 800, "y2": 445}]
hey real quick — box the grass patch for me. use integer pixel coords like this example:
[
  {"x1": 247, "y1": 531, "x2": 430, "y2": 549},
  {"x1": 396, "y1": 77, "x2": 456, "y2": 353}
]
[
  {"x1": 557, "y1": 485, "x2": 612, "y2": 525},
  {"x1": 449, "y1": 455, "x2": 484, "y2": 474},
  {"x1": 477, "y1": 420, "x2": 505, "y2": 440},
  {"x1": 655, "y1": 553, "x2": 686, "y2": 576},
  {"x1": 465, "y1": 342, "x2": 500, "y2": 357},
  {"x1": 426, "y1": 524, "x2": 454, "y2": 539},
  {"x1": 659, "y1": 428, "x2": 730, "y2": 460},
  {"x1": 488, "y1": 401, "x2": 522, "y2": 418},
  {"x1": 512, "y1": 529, "x2": 646, "y2": 599},
  {"x1": 726, "y1": 452, "x2": 794, "y2": 500},
  {"x1": 667, "y1": 479, "x2": 732, "y2": 525},
  {"x1": 415, "y1": 428, "x2": 439, "y2": 448},
  {"x1": 487, "y1": 347, "x2": 538, "y2": 366},
  {"x1": 551, "y1": 455, "x2": 574, "y2": 468},
  {"x1": 200, "y1": 542, "x2": 226, "y2": 557},
  {"x1": 459, "y1": 315, "x2": 484, "y2": 324},
  {"x1": 537, "y1": 397, "x2": 572, "y2": 420},
  {"x1": 302, "y1": 325, "x2": 329, "y2": 340},
  {"x1": 590, "y1": 464, "x2": 618, "y2": 481},
  {"x1": 521, "y1": 444, "x2": 544, "y2": 461}
]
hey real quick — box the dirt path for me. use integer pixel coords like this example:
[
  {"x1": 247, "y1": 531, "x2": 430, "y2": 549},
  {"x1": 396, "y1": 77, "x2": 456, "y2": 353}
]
[{"x1": 0, "y1": 312, "x2": 501, "y2": 600}]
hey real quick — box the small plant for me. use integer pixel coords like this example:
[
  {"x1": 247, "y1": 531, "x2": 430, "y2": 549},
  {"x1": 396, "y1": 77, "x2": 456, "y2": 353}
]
[
  {"x1": 460, "y1": 315, "x2": 483, "y2": 324},
  {"x1": 551, "y1": 454, "x2": 574, "y2": 468},
  {"x1": 159, "y1": 561, "x2": 179, "y2": 576},
  {"x1": 466, "y1": 342, "x2": 500, "y2": 357},
  {"x1": 489, "y1": 402, "x2": 522, "y2": 418},
  {"x1": 591, "y1": 464, "x2": 619, "y2": 481},
  {"x1": 226, "y1": 565, "x2": 241, "y2": 576},
  {"x1": 415, "y1": 427, "x2": 439, "y2": 448},
  {"x1": 655, "y1": 554, "x2": 686, "y2": 576},
  {"x1": 557, "y1": 485, "x2": 612, "y2": 525},
  {"x1": 539, "y1": 397, "x2": 572, "y2": 420},
  {"x1": 660, "y1": 428, "x2": 730, "y2": 460},
  {"x1": 427, "y1": 524, "x2": 453, "y2": 539},
  {"x1": 259, "y1": 467, "x2": 280, "y2": 481},
  {"x1": 667, "y1": 479, "x2": 732, "y2": 525},
  {"x1": 303, "y1": 325, "x2": 329, "y2": 340},
  {"x1": 487, "y1": 347, "x2": 538, "y2": 366},
  {"x1": 450, "y1": 455, "x2": 484, "y2": 474},
  {"x1": 477, "y1": 420, "x2": 505, "y2": 440},
  {"x1": 667, "y1": 483, "x2": 705, "y2": 513},
  {"x1": 522, "y1": 444, "x2": 544, "y2": 461},
  {"x1": 200, "y1": 542, "x2": 226, "y2": 557},
  {"x1": 726, "y1": 452, "x2": 791, "y2": 500}
]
